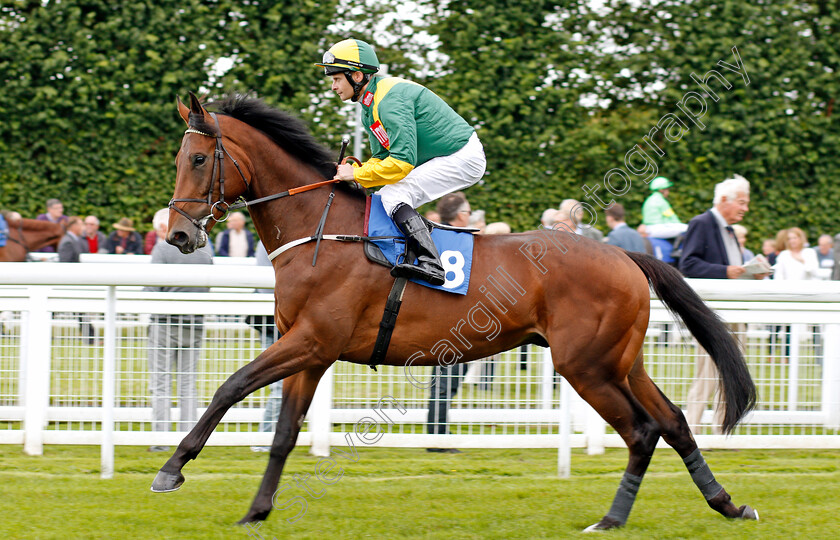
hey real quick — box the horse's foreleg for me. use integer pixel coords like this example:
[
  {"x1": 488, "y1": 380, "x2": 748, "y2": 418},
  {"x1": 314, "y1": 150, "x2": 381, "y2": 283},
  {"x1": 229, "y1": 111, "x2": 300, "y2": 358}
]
[
  {"x1": 627, "y1": 361, "x2": 759, "y2": 522},
  {"x1": 238, "y1": 366, "x2": 326, "y2": 524},
  {"x1": 151, "y1": 330, "x2": 324, "y2": 493}
]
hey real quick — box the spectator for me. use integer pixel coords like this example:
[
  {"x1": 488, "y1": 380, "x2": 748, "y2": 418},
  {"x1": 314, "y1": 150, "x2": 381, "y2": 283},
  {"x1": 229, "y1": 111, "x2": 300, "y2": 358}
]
[
  {"x1": 484, "y1": 222, "x2": 511, "y2": 235},
  {"x1": 58, "y1": 216, "x2": 84, "y2": 263},
  {"x1": 146, "y1": 224, "x2": 213, "y2": 451},
  {"x1": 605, "y1": 203, "x2": 646, "y2": 253},
  {"x1": 678, "y1": 174, "x2": 764, "y2": 435},
  {"x1": 35, "y1": 198, "x2": 68, "y2": 252},
  {"x1": 437, "y1": 192, "x2": 472, "y2": 228},
  {"x1": 768, "y1": 228, "x2": 788, "y2": 267},
  {"x1": 540, "y1": 208, "x2": 558, "y2": 228},
  {"x1": 81, "y1": 215, "x2": 108, "y2": 254},
  {"x1": 248, "y1": 241, "x2": 282, "y2": 452},
  {"x1": 106, "y1": 218, "x2": 144, "y2": 254},
  {"x1": 833, "y1": 234, "x2": 840, "y2": 281},
  {"x1": 761, "y1": 238, "x2": 777, "y2": 265},
  {"x1": 773, "y1": 227, "x2": 819, "y2": 361},
  {"x1": 424, "y1": 210, "x2": 441, "y2": 223},
  {"x1": 816, "y1": 234, "x2": 834, "y2": 272},
  {"x1": 468, "y1": 209, "x2": 486, "y2": 233},
  {"x1": 425, "y1": 192, "x2": 472, "y2": 452},
  {"x1": 636, "y1": 224, "x2": 655, "y2": 257},
  {"x1": 58, "y1": 216, "x2": 96, "y2": 344},
  {"x1": 774, "y1": 227, "x2": 818, "y2": 280},
  {"x1": 556, "y1": 199, "x2": 603, "y2": 242},
  {"x1": 217, "y1": 212, "x2": 255, "y2": 257},
  {"x1": 145, "y1": 208, "x2": 169, "y2": 255},
  {"x1": 731, "y1": 224, "x2": 755, "y2": 261},
  {"x1": 641, "y1": 177, "x2": 688, "y2": 239}
]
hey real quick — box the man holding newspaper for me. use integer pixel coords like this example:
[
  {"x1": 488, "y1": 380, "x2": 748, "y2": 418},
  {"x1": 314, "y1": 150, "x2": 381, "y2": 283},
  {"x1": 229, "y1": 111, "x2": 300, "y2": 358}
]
[{"x1": 678, "y1": 174, "x2": 768, "y2": 434}]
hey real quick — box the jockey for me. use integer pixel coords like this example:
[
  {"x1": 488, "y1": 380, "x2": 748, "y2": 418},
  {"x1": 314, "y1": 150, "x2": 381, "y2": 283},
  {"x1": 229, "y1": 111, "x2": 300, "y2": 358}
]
[
  {"x1": 317, "y1": 38, "x2": 486, "y2": 286},
  {"x1": 642, "y1": 176, "x2": 688, "y2": 239}
]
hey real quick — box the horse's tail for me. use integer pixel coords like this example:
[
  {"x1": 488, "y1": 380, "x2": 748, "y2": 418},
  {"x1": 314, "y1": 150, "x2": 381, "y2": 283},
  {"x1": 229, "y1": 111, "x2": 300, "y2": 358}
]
[{"x1": 625, "y1": 251, "x2": 756, "y2": 434}]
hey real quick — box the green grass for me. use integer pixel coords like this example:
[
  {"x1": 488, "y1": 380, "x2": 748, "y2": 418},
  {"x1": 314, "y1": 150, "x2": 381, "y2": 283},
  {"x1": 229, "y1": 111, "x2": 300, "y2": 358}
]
[{"x1": 0, "y1": 445, "x2": 837, "y2": 539}]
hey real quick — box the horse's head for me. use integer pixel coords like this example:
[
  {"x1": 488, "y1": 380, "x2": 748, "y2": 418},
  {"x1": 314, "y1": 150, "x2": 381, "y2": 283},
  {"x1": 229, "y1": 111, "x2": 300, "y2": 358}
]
[{"x1": 168, "y1": 92, "x2": 251, "y2": 254}]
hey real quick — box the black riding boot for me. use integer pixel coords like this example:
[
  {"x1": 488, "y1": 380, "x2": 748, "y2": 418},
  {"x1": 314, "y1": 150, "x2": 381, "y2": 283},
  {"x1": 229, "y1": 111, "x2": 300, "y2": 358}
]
[{"x1": 390, "y1": 203, "x2": 446, "y2": 286}]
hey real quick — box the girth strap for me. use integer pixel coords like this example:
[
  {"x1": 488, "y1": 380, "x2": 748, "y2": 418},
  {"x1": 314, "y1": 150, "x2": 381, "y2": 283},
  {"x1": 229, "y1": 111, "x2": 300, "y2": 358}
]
[
  {"x1": 266, "y1": 234, "x2": 402, "y2": 261},
  {"x1": 368, "y1": 275, "x2": 409, "y2": 370}
]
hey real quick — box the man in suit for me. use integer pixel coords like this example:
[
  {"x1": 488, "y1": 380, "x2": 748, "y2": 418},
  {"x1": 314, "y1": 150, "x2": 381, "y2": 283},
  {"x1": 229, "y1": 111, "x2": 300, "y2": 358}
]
[
  {"x1": 59, "y1": 216, "x2": 96, "y2": 343},
  {"x1": 678, "y1": 174, "x2": 765, "y2": 434},
  {"x1": 605, "y1": 203, "x2": 646, "y2": 253},
  {"x1": 58, "y1": 216, "x2": 84, "y2": 263},
  {"x1": 679, "y1": 175, "x2": 755, "y2": 279}
]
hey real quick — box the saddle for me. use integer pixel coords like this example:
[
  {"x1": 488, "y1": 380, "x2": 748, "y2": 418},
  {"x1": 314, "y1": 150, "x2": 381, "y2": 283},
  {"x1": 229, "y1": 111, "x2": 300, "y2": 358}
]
[
  {"x1": 360, "y1": 195, "x2": 477, "y2": 369},
  {"x1": 363, "y1": 221, "x2": 476, "y2": 269}
]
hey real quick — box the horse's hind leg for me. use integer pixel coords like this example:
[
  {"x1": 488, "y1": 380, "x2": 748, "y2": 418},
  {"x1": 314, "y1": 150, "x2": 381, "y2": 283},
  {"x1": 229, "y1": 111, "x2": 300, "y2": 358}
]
[
  {"x1": 560, "y1": 369, "x2": 661, "y2": 531},
  {"x1": 151, "y1": 328, "x2": 329, "y2": 492},
  {"x1": 627, "y1": 358, "x2": 758, "y2": 521},
  {"x1": 239, "y1": 366, "x2": 326, "y2": 524}
]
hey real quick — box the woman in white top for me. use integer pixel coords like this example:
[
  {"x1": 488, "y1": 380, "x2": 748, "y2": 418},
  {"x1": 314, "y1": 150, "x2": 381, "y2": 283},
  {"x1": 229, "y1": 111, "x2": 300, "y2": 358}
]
[{"x1": 774, "y1": 227, "x2": 818, "y2": 280}]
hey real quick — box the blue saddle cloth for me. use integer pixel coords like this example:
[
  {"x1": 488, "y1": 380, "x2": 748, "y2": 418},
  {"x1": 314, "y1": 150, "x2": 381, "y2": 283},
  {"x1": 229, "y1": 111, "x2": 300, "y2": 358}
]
[{"x1": 366, "y1": 195, "x2": 473, "y2": 295}]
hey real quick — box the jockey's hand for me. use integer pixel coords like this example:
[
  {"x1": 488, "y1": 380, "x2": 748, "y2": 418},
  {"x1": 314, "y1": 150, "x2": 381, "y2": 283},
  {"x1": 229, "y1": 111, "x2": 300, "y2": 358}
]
[{"x1": 334, "y1": 163, "x2": 356, "y2": 182}]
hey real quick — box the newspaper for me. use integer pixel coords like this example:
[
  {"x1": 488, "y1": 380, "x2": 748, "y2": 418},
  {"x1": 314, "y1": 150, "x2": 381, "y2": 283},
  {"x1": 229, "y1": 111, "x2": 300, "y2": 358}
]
[{"x1": 739, "y1": 254, "x2": 774, "y2": 278}]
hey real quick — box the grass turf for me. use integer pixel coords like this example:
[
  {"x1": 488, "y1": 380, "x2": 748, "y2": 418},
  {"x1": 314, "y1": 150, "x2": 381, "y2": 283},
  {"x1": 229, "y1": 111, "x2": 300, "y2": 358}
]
[{"x1": 0, "y1": 445, "x2": 837, "y2": 539}]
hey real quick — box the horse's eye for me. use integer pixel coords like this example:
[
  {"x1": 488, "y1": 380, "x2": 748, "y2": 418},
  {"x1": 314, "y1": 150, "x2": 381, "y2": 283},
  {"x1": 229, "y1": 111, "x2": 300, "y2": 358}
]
[{"x1": 192, "y1": 155, "x2": 206, "y2": 167}]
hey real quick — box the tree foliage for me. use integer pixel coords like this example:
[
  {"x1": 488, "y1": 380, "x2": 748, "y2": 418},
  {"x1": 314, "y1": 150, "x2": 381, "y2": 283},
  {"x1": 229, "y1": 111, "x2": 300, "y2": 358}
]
[
  {"x1": 0, "y1": 0, "x2": 343, "y2": 227},
  {"x1": 414, "y1": 0, "x2": 839, "y2": 246},
  {"x1": 2, "y1": 0, "x2": 838, "y2": 250}
]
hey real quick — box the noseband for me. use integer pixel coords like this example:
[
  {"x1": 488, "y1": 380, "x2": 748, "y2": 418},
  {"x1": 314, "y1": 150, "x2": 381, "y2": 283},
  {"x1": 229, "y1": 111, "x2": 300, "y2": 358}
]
[{"x1": 169, "y1": 112, "x2": 249, "y2": 233}]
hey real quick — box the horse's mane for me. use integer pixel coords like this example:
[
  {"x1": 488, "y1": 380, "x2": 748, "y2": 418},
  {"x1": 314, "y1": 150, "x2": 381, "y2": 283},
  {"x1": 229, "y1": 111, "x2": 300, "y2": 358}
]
[{"x1": 206, "y1": 94, "x2": 337, "y2": 181}]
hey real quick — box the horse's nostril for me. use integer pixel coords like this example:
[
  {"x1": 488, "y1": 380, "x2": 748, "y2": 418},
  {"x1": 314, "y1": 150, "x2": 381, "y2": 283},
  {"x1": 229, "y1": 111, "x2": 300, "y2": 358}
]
[{"x1": 168, "y1": 231, "x2": 188, "y2": 247}]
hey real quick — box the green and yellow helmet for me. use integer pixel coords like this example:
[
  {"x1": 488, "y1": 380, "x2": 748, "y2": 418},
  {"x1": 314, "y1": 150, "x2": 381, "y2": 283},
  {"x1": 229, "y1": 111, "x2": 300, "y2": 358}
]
[
  {"x1": 315, "y1": 39, "x2": 380, "y2": 75},
  {"x1": 650, "y1": 176, "x2": 673, "y2": 191}
]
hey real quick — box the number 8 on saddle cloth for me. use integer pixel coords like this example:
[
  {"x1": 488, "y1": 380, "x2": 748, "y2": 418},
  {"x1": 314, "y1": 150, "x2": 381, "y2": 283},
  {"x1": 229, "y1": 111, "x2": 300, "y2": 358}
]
[{"x1": 365, "y1": 194, "x2": 474, "y2": 295}]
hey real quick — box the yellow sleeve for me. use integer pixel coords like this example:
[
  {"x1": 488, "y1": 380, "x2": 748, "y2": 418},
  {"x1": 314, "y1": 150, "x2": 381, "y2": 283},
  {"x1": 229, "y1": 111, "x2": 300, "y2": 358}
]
[{"x1": 353, "y1": 157, "x2": 415, "y2": 188}]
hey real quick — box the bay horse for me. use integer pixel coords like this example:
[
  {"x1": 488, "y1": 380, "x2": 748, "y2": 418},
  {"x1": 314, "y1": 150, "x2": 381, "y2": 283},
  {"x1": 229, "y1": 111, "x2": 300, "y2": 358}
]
[
  {"x1": 152, "y1": 93, "x2": 759, "y2": 531},
  {"x1": 0, "y1": 216, "x2": 64, "y2": 262}
]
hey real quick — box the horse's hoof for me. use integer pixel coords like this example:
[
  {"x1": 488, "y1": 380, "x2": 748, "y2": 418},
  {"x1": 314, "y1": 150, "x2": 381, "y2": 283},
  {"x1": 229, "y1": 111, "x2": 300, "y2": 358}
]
[
  {"x1": 583, "y1": 516, "x2": 622, "y2": 532},
  {"x1": 739, "y1": 505, "x2": 759, "y2": 521},
  {"x1": 150, "y1": 469, "x2": 185, "y2": 492},
  {"x1": 237, "y1": 510, "x2": 270, "y2": 525}
]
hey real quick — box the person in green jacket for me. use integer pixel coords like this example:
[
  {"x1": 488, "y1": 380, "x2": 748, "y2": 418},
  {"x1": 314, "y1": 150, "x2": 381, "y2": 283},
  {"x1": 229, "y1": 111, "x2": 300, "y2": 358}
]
[
  {"x1": 317, "y1": 38, "x2": 486, "y2": 286},
  {"x1": 641, "y1": 176, "x2": 688, "y2": 239}
]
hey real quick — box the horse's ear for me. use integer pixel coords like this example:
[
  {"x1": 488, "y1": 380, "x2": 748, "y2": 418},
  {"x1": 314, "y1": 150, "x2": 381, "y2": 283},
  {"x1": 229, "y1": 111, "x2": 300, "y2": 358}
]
[
  {"x1": 188, "y1": 91, "x2": 206, "y2": 116},
  {"x1": 176, "y1": 96, "x2": 190, "y2": 125}
]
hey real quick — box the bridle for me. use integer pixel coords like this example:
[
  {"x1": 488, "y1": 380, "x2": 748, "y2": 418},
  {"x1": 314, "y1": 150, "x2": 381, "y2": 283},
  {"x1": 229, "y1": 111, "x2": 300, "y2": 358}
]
[
  {"x1": 168, "y1": 112, "x2": 250, "y2": 233},
  {"x1": 169, "y1": 112, "x2": 343, "y2": 238}
]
